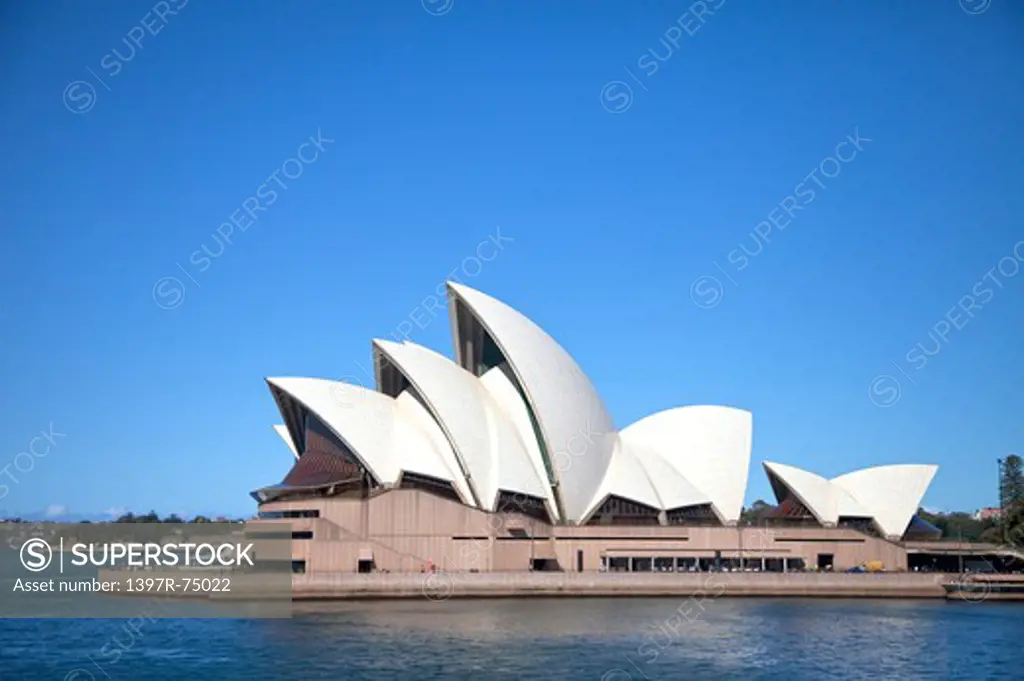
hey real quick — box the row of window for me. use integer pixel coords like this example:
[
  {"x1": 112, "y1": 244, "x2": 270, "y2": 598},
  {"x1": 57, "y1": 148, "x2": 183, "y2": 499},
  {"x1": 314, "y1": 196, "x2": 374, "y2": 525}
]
[
  {"x1": 601, "y1": 556, "x2": 808, "y2": 572},
  {"x1": 258, "y1": 509, "x2": 320, "y2": 519}
]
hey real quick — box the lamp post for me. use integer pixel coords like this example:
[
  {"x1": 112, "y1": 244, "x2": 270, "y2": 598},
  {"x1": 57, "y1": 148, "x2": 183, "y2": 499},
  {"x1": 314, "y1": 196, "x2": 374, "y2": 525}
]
[
  {"x1": 958, "y1": 527, "x2": 964, "y2": 574},
  {"x1": 529, "y1": 517, "x2": 535, "y2": 570},
  {"x1": 738, "y1": 523, "x2": 744, "y2": 570}
]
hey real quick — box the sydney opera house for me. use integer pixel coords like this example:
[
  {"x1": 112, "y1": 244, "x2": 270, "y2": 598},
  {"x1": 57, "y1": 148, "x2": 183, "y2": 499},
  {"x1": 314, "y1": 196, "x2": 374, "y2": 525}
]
[{"x1": 253, "y1": 282, "x2": 947, "y2": 575}]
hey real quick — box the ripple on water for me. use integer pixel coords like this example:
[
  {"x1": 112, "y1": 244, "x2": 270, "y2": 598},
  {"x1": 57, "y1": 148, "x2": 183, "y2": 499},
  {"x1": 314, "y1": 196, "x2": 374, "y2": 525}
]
[{"x1": 1, "y1": 598, "x2": 1023, "y2": 680}]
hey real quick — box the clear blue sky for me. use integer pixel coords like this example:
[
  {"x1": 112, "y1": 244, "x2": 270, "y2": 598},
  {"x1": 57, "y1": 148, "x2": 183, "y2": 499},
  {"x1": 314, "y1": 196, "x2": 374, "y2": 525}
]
[{"x1": 1, "y1": 1, "x2": 1022, "y2": 519}]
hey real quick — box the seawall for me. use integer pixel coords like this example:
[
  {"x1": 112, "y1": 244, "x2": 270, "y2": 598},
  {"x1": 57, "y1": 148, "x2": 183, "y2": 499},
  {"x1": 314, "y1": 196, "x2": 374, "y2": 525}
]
[{"x1": 292, "y1": 572, "x2": 950, "y2": 600}]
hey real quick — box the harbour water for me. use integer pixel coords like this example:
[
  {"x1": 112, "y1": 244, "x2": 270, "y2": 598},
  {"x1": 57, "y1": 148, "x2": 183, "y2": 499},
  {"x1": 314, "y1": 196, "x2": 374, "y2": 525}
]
[{"x1": 1, "y1": 598, "x2": 1021, "y2": 680}]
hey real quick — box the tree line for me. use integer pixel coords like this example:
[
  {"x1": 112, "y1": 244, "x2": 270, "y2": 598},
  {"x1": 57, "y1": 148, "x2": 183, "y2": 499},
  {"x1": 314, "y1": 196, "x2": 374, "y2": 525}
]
[
  {"x1": 111, "y1": 511, "x2": 244, "y2": 523},
  {"x1": 0, "y1": 512, "x2": 245, "y2": 524}
]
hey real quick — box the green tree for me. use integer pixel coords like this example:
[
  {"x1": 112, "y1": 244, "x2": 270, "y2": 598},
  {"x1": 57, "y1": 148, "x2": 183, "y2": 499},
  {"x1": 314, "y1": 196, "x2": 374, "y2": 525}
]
[
  {"x1": 916, "y1": 508, "x2": 994, "y2": 541},
  {"x1": 999, "y1": 455, "x2": 1024, "y2": 510},
  {"x1": 740, "y1": 499, "x2": 773, "y2": 525},
  {"x1": 979, "y1": 526, "x2": 1002, "y2": 544},
  {"x1": 1000, "y1": 500, "x2": 1024, "y2": 549}
]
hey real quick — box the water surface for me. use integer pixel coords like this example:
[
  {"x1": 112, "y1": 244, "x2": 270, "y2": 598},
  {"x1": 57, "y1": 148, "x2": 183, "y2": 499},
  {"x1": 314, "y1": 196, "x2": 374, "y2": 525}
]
[{"x1": 1, "y1": 598, "x2": 1021, "y2": 679}]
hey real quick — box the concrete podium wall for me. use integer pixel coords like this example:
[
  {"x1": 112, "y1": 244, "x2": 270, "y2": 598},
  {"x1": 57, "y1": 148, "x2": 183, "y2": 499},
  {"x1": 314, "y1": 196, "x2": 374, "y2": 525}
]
[{"x1": 256, "y1": 489, "x2": 910, "y2": 575}]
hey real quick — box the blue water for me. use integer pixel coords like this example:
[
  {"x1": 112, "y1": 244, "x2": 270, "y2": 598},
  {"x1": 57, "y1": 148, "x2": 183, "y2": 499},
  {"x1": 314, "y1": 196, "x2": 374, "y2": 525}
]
[{"x1": 1, "y1": 598, "x2": 1021, "y2": 680}]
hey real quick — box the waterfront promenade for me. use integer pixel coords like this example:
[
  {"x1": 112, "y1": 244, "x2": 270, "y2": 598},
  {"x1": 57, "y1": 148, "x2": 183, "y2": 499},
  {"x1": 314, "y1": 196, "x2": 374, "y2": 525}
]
[{"x1": 291, "y1": 571, "x2": 951, "y2": 600}]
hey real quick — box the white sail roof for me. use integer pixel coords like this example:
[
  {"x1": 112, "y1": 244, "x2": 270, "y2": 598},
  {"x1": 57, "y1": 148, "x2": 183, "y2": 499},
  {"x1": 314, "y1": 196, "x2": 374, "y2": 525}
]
[
  {"x1": 478, "y1": 366, "x2": 555, "y2": 510},
  {"x1": 273, "y1": 424, "x2": 299, "y2": 459},
  {"x1": 581, "y1": 438, "x2": 664, "y2": 521},
  {"x1": 628, "y1": 442, "x2": 713, "y2": 512},
  {"x1": 373, "y1": 340, "x2": 552, "y2": 516},
  {"x1": 447, "y1": 282, "x2": 617, "y2": 523},
  {"x1": 265, "y1": 377, "x2": 475, "y2": 505},
  {"x1": 763, "y1": 461, "x2": 842, "y2": 525},
  {"x1": 764, "y1": 460, "x2": 938, "y2": 538},
  {"x1": 618, "y1": 406, "x2": 753, "y2": 523},
  {"x1": 832, "y1": 464, "x2": 938, "y2": 538}
]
